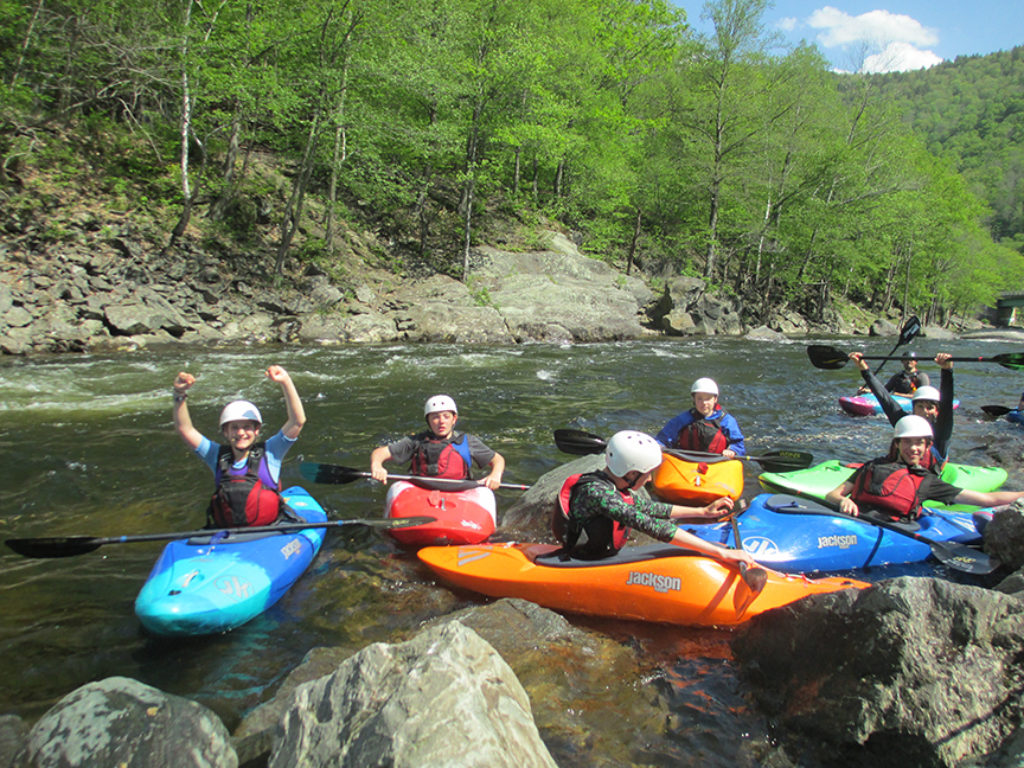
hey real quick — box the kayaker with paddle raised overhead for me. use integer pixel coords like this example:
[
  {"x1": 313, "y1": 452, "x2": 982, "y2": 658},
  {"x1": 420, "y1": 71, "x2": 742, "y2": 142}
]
[
  {"x1": 849, "y1": 351, "x2": 953, "y2": 468},
  {"x1": 655, "y1": 377, "x2": 745, "y2": 457},
  {"x1": 369, "y1": 395, "x2": 506, "y2": 490},
  {"x1": 824, "y1": 415, "x2": 1024, "y2": 521},
  {"x1": 172, "y1": 365, "x2": 306, "y2": 528},
  {"x1": 553, "y1": 430, "x2": 757, "y2": 566}
]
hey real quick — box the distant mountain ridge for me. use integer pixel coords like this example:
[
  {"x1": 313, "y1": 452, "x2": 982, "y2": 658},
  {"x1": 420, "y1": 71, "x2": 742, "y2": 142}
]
[{"x1": 870, "y1": 46, "x2": 1024, "y2": 252}]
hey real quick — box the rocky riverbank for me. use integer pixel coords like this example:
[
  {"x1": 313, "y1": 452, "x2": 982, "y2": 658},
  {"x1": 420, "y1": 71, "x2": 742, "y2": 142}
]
[
  {"x1": 2, "y1": 211, "x2": 979, "y2": 356},
  {"x1": 8, "y1": 463, "x2": 1024, "y2": 767}
]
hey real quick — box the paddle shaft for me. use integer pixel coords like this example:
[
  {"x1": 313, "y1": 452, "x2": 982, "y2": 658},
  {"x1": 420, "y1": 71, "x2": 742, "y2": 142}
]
[
  {"x1": 729, "y1": 510, "x2": 767, "y2": 592},
  {"x1": 300, "y1": 462, "x2": 530, "y2": 491},
  {"x1": 366, "y1": 470, "x2": 529, "y2": 491},
  {"x1": 5, "y1": 516, "x2": 437, "y2": 559}
]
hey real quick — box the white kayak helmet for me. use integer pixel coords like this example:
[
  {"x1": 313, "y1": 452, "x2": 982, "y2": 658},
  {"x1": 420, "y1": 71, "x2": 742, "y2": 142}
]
[
  {"x1": 912, "y1": 385, "x2": 940, "y2": 403},
  {"x1": 893, "y1": 414, "x2": 933, "y2": 440},
  {"x1": 691, "y1": 377, "x2": 719, "y2": 396},
  {"x1": 605, "y1": 430, "x2": 663, "y2": 477},
  {"x1": 219, "y1": 400, "x2": 262, "y2": 427},
  {"x1": 424, "y1": 394, "x2": 458, "y2": 417}
]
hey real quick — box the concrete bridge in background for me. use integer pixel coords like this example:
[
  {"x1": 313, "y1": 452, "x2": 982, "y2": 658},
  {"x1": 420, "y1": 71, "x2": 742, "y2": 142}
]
[{"x1": 996, "y1": 294, "x2": 1024, "y2": 326}]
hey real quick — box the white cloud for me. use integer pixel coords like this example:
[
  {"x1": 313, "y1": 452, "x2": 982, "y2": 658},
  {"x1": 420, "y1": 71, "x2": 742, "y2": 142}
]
[
  {"x1": 862, "y1": 41, "x2": 943, "y2": 73},
  {"x1": 777, "y1": 16, "x2": 798, "y2": 32},
  {"x1": 803, "y1": 6, "x2": 943, "y2": 73}
]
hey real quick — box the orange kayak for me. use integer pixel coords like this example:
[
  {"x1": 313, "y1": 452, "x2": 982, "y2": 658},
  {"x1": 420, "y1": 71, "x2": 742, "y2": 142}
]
[
  {"x1": 652, "y1": 453, "x2": 744, "y2": 504},
  {"x1": 417, "y1": 542, "x2": 868, "y2": 627}
]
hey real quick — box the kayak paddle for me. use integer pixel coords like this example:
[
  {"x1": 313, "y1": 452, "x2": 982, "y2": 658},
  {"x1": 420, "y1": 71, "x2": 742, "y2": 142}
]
[
  {"x1": 728, "y1": 502, "x2": 767, "y2": 594},
  {"x1": 5, "y1": 516, "x2": 438, "y2": 559},
  {"x1": 981, "y1": 405, "x2": 1018, "y2": 418},
  {"x1": 854, "y1": 513, "x2": 1000, "y2": 575},
  {"x1": 553, "y1": 429, "x2": 813, "y2": 473},
  {"x1": 299, "y1": 461, "x2": 530, "y2": 491},
  {"x1": 872, "y1": 315, "x2": 921, "y2": 377},
  {"x1": 807, "y1": 345, "x2": 1024, "y2": 372}
]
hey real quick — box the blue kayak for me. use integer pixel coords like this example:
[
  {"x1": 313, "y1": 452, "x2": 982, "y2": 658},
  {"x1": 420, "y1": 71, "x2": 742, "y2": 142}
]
[
  {"x1": 135, "y1": 486, "x2": 326, "y2": 636},
  {"x1": 1007, "y1": 410, "x2": 1024, "y2": 425},
  {"x1": 681, "y1": 493, "x2": 983, "y2": 573}
]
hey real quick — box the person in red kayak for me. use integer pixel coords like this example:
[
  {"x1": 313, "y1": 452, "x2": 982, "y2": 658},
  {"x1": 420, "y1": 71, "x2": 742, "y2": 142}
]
[
  {"x1": 369, "y1": 394, "x2": 506, "y2": 491},
  {"x1": 655, "y1": 377, "x2": 746, "y2": 457},
  {"x1": 849, "y1": 351, "x2": 954, "y2": 470},
  {"x1": 553, "y1": 430, "x2": 757, "y2": 564},
  {"x1": 172, "y1": 365, "x2": 306, "y2": 528},
  {"x1": 824, "y1": 415, "x2": 1024, "y2": 521}
]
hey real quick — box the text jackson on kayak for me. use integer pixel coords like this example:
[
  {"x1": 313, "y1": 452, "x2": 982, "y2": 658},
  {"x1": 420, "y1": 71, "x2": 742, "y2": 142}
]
[
  {"x1": 172, "y1": 365, "x2": 306, "y2": 528},
  {"x1": 654, "y1": 377, "x2": 746, "y2": 458}
]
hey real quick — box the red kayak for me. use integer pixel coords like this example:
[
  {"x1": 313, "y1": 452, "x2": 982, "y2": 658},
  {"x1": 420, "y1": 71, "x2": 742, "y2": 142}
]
[{"x1": 385, "y1": 479, "x2": 496, "y2": 547}]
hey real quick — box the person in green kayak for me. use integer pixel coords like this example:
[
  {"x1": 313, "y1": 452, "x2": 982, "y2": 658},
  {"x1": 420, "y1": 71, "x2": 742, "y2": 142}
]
[
  {"x1": 824, "y1": 415, "x2": 1024, "y2": 521},
  {"x1": 849, "y1": 351, "x2": 953, "y2": 469},
  {"x1": 369, "y1": 394, "x2": 506, "y2": 491},
  {"x1": 172, "y1": 365, "x2": 306, "y2": 527},
  {"x1": 655, "y1": 377, "x2": 746, "y2": 457},
  {"x1": 553, "y1": 430, "x2": 757, "y2": 564}
]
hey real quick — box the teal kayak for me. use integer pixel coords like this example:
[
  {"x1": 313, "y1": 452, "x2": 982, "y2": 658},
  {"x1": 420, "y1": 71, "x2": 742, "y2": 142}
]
[
  {"x1": 759, "y1": 460, "x2": 1007, "y2": 512},
  {"x1": 134, "y1": 486, "x2": 326, "y2": 636}
]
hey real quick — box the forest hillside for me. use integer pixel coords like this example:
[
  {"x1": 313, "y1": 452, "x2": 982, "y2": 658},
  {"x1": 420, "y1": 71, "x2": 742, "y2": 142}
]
[{"x1": 1, "y1": 0, "x2": 1021, "y2": 333}]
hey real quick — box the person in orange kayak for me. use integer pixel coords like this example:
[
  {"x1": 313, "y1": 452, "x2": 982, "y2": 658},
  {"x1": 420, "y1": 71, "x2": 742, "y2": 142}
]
[
  {"x1": 824, "y1": 416, "x2": 1024, "y2": 521},
  {"x1": 172, "y1": 365, "x2": 306, "y2": 527},
  {"x1": 849, "y1": 351, "x2": 954, "y2": 470},
  {"x1": 553, "y1": 430, "x2": 757, "y2": 564},
  {"x1": 655, "y1": 377, "x2": 745, "y2": 457},
  {"x1": 369, "y1": 394, "x2": 506, "y2": 491}
]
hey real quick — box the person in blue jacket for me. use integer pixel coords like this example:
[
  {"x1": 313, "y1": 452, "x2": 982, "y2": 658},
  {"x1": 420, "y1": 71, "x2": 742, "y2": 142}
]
[
  {"x1": 849, "y1": 351, "x2": 953, "y2": 469},
  {"x1": 655, "y1": 377, "x2": 745, "y2": 457}
]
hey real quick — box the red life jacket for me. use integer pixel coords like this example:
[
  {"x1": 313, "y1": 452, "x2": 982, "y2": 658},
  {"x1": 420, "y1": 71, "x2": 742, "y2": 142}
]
[
  {"x1": 207, "y1": 443, "x2": 281, "y2": 528},
  {"x1": 551, "y1": 472, "x2": 631, "y2": 558},
  {"x1": 675, "y1": 407, "x2": 730, "y2": 454},
  {"x1": 410, "y1": 432, "x2": 473, "y2": 479},
  {"x1": 850, "y1": 458, "x2": 929, "y2": 520}
]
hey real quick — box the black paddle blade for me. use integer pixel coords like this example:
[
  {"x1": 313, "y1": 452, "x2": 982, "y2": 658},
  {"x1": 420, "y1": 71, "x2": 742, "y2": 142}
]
[
  {"x1": 932, "y1": 542, "x2": 1000, "y2": 575},
  {"x1": 739, "y1": 562, "x2": 768, "y2": 593},
  {"x1": 898, "y1": 316, "x2": 922, "y2": 345},
  {"x1": 299, "y1": 462, "x2": 365, "y2": 485},
  {"x1": 981, "y1": 405, "x2": 1013, "y2": 418},
  {"x1": 553, "y1": 429, "x2": 607, "y2": 456},
  {"x1": 757, "y1": 450, "x2": 814, "y2": 472},
  {"x1": 5, "y1": 537, "x2": 102, "y2": 558},
  {"x1": 993, "y1": 353, "x2": 1024, "y2": 371},
  {"x1": 807, "y1": 344, "x2": 849, "y2": 370}
]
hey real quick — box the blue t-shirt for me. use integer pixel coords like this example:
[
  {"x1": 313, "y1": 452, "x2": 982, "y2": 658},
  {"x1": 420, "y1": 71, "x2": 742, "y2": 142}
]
[{"x1": 195, "y1": 430, "x2": 295, "y2": 483}]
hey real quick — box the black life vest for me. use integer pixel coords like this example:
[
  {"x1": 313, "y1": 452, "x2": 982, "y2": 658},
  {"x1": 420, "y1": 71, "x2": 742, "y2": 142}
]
[
  {"x1": 674, "y1": 408, "x2": 730, "y2": 454},
  {"x1": 551, "y1": 472, "x2": 631, "y2": 559},
  {"x1": 850, "y1": 458, "x2": 929, "y2": 520},
  {"x1": 207, "y1": 443, "x2": 282, "y2": 528},
  {"x1": 409, "y1": 432, "x2": 473, "y2": 479}
]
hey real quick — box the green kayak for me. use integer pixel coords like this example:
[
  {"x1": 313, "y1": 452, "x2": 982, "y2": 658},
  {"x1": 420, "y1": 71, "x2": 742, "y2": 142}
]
[{"x1": 758, "y1": 460, "x2": 1008, "y2": 512}]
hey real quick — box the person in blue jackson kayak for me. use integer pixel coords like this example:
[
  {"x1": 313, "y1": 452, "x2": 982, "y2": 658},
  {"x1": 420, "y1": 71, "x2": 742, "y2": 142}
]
[
  {"x1": 655, "y1": 377, "x2": 745, "y2": 457},
  {"x1": 824, "y1": 416, "x2": 1024, "y2": 521},
  {"x1": 553, "y1": 430, "x2": 757, "y2": 563},
  {"x1": 172, "y1": 365, "x2": 306, "y2": 527},
  {"x1": 849, "y1": 351, "x2": 953, "y2": 469},
  {"x1": 369, "y1": 394, "x2": 506, "y2": 490}
]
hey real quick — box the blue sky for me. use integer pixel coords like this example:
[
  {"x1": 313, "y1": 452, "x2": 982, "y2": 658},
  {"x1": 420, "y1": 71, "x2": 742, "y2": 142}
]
[{"x1": 674, "y1": 1, "x2": 1024, "y2": 73}]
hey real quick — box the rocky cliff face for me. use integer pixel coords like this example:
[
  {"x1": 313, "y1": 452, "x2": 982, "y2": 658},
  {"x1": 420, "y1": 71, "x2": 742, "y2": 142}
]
[{"x1": 1, "y1": 221, "x2": 779, "y2": 355}]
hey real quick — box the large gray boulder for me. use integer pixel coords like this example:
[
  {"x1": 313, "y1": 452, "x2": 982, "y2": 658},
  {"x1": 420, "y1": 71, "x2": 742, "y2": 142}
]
[
  {"x1": 732, "y1": 577, "x2": 1024, "y2": 767},
  {"x1": 269, "y1": 621, "x2": 557, "y2": 768},
  {"x1": 24, "y1": 676, "x2": 236, "y2": 768}
]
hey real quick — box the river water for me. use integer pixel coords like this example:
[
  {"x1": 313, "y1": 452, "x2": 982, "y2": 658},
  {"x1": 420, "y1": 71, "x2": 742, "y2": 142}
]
[{"x1": 2, "y1": 337, "x2": 1022, "y2": 764}]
